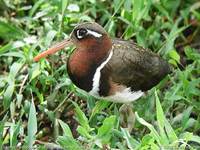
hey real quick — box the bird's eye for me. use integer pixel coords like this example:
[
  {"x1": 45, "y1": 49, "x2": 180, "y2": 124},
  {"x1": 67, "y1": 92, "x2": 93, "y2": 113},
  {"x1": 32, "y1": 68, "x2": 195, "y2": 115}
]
[{"x1": 76, "y1": 28, "x2": 87, "y2": 39}]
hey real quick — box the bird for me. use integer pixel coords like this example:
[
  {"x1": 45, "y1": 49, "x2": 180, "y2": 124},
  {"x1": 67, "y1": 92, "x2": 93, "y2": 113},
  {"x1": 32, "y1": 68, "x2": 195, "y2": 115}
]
[{"x1": 34, "y1": 22, "x2": 170, "y2": 131}]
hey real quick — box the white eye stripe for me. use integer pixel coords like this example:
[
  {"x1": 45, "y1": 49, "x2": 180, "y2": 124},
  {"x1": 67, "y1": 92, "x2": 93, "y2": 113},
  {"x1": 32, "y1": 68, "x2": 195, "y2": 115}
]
[
  {"x1": 86, "y1": 29, "x2": 102, "y2": 38},
  {"x1": 76, "y1": 29, "x2": 102, "y2": 39},
  {"x1": 77, "y1": 30, "x2": 85, "y2": 39}
]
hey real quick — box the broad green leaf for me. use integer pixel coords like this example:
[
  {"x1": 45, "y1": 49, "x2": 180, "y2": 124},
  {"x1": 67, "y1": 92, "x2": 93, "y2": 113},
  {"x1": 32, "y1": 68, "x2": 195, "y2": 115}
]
[
  {"x1": 57, "y1": 136, "x2": 82, "y2": 150},
  {"x1": 121, "y1": 128, "x2": 140, "y2": 149},
  {"x1": 62, "y1": 0, "x2": 68, "y2": 15},
  {"x1": 9, "y1": 62, "x2": 24, "y2": 79},
  {"x1": 57, "y1": 0, "x2": 68, "y2": 37},
  {"x1": 0, "y1": 20, "x2": 26, "y2": 40},
  {"x1": 10, "y1": 121, "x2": 21, "y2": 147},
  {"x1": 77, "y1": 125, "x2": 93, "y2": 139},
  {"x1": 180, "y1": 132, "x2": 193, "y2": 145},
  {"x1": 72, "y1": 101, "x2": 92, "y2": 132},
  {"x1": 159, "y1": 18, "x2": 188, "y2": 55},
  {"x1": 0, "y1": 114, "x2": 8, "y2": 146},
  {"x1": 190, "y1": 135, "x2": 200, "y2": 145},
  {"x1": 89, "y1": 100, "x2": 110, "y2": 121},
  {"x1": 3, "y1": 83, "x2": 15, "y2": 109},
  {"x1": 97, "y1": 115, "x2": 116, "y2": 138},
  {"x1": 141, "y1": 134, "x2": 155, "y2": 147},
  {"x1": 164, "y1": 118, "x2": 178, "y2": 143},
  {"x1": 29, "y1": 85, "x2": 44, "y2": 103},
  {"x1": 29, "y1": 64, "x2": 41, "y2": 81},
  {"x1": 44, "y1": 30, "x2": 57, "y2": 47},
  {"x1": 27, "y1": 99, "x2": 37, "y2": 148},
  {"x1": 3, "y1": 62, "x2": 23, "y2": 109},
  {"x1": 192, "y1": 10, "x2": 200, "y2": 21},
  {"x1": 94, "y1": 115, "x2": 116, "y2": 147},
  {"x1": 155, "y1": 91, "x2": 169, "y2": 145},
  {"x1": 16, "y1": 94, "x2": 23, "y2": 108},
  {"x1": 104, "y1": 0, "x2": 124, "y2": 30},
  {"x1": 184, "y1": 46, "x2": 200, "y2": 61},
  {"x1": 155, "y1": 91, "x2": 165, "y2": 131},
  {"x1": 181, "y1": 106, "x2": 193, "y2": 131},
  {"x1": 29, "y1": 0, "x2": 45, "y2": 17},
  {"x1": 58, "y1": 119, "x2": 73, "y2": 138},
  {"x1": 0, "y1": 42, "x2": 13, "y2": 54},
  {"x1": 10, "y1": 101, "x2": 15, "y2": 120},
  {"x1": 169, "y1": 59, "x2": 178, "y2": 67},
  {"x1": 168, "y1": 50, "x2": 180, "y2": 63},
  {"x1": 135, "y1": 112, "x2": 161, "y2": 146},
  {"x1": 33, "y1": 10, "x2": 49, "y2": 20},
  {"x1": 154, "y1": 3, "x2": 171, "y2": 21},
  {"x1": 0, "y1": 52, "x2": 25, "y2": 58}
]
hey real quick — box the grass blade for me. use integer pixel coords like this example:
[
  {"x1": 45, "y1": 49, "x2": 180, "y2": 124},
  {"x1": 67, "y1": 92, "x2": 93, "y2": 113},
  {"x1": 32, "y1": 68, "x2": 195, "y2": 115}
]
[
  {"x1": 57, "y1": 136, "x2": 82, "y2": 150},
  {"x1": 155, "y1": 90, "x2": 169, "y2": 145},
  {"x1": 135, "y1": 112, "x2": 161, "y2": 146},
  {"x1": 97, "y1": 115, "x2": 116, "y2": 138},
  {"x1": 58, "y1": 119, "x2": 73, "y2": 138},
  {"x1": 0, "y1": 20, "x2": 26, "y2": 40},
  {"x1": 27, "y1": 99, "x2": 37, "y2": 148},
  {"x1": 89, "y1": 100, "x2": 110, "y2": 121},
  {"x1": 121, "y1": 128, "x2": 140, "y2": 150},
  {"x1": 72, "y1": 101, "x2": 92, "y2": 132}
]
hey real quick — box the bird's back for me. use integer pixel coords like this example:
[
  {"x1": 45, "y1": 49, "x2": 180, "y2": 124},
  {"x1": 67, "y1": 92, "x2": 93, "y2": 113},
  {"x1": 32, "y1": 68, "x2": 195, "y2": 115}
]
[{"x1": 103, "y1": 39, "x2": 170, "y2": 91}]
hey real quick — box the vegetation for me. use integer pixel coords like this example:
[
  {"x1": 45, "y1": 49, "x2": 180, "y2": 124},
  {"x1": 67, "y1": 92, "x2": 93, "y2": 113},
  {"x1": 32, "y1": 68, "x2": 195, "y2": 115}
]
[{"x1": 0, "y1": 0, "x2": 200, "y2": 149}]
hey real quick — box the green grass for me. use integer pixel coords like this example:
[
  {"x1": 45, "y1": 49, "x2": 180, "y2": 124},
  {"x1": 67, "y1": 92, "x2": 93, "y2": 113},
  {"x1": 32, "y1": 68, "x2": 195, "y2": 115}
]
[{"x1": 0, "y1": 0, "x2": 200, "y2": 149}]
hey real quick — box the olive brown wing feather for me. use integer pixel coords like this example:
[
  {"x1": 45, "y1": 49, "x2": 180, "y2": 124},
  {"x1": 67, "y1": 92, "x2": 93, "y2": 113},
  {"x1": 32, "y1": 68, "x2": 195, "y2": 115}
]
[{"x1": 104, "y1": 39, "x2": 170, "y2": 91}]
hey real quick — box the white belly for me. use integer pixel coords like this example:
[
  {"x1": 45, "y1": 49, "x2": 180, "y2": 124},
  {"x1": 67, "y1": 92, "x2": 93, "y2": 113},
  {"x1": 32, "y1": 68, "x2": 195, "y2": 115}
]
[
  {"x1": 90, "y1": 87, "x2": 144, "y2": 103},
  {"x1": 104, "y1": 88, "x2": 144, "y2": 103}
]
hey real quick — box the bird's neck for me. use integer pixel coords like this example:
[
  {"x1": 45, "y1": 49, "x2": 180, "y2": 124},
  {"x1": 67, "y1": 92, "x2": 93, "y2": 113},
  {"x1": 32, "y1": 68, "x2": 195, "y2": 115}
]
[{"x1": 67, "y1": 35, "x2": 112, "y2": 91}]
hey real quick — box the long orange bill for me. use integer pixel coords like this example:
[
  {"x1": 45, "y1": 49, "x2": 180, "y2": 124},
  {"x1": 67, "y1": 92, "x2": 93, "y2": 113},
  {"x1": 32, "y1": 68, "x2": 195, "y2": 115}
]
[{"x1": 33, "y1": 39, "x2": 72, "y2": 62}]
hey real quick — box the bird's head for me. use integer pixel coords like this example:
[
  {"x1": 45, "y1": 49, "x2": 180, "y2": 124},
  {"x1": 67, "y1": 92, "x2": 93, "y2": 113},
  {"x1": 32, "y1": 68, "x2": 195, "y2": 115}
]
[{"x1": 34, "y1": 22, "x2": 112, "y2": 61}]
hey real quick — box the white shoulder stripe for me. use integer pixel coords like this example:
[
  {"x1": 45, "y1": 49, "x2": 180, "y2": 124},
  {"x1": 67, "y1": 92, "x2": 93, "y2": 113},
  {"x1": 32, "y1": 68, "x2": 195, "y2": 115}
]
[
  {"x1": 89, "y1": 49, "x2": 113, "y2": 96},
  {"x1": 87, "y1": 29, "x2": 102, "y2": 38}
]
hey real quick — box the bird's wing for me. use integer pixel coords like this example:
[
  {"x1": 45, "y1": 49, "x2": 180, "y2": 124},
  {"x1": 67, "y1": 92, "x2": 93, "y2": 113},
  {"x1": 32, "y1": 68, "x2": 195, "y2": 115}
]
[{"x1": 103, "y1": 39, "x2": 170, "y2": 91}]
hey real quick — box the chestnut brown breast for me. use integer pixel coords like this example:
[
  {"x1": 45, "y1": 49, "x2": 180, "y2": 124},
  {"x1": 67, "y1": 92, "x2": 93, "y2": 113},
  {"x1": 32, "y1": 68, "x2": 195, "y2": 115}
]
[{"x1": 67, "y1": 35, "x2": 112, "y2": 92}]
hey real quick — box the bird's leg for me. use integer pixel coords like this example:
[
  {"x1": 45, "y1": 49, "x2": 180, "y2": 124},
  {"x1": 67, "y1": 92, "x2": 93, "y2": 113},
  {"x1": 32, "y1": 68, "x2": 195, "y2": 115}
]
[{"x1": 119, "y1": 103, "x2": 135, "y2": 133}]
